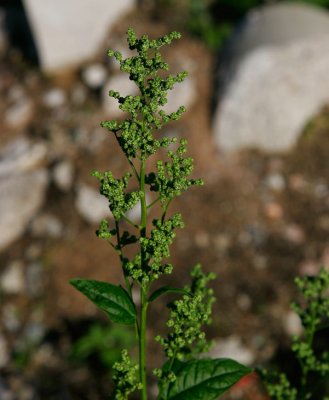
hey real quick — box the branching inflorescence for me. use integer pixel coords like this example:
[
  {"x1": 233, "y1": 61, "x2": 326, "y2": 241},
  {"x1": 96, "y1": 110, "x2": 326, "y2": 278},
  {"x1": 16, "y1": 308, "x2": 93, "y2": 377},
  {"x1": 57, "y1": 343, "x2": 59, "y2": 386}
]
[{"x1": 70, "y1": 28, "x2": 250, "y2": 400}]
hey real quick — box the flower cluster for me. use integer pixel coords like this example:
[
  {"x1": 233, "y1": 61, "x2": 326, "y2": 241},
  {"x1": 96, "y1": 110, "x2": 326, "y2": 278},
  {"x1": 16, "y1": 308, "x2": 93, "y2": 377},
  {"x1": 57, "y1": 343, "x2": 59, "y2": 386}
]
[
  {"x1": 111, "y1": 349, "x2": 142, "y2": 400},
  {"x1": 291, "y1": 267, "x2": 329, "y2": 377},
  {"x1": 146, "y1": 139, "x2": 203, "y2": 206},
  {"x1": 156, "y1": 264, "x2": 216, "y2": 361},
  {"x1": 92, "y1": 170, "x2": 141, "y2": 220},
  {"x1": 101, "y1": 29, "x2": 189, "y2": 160}
]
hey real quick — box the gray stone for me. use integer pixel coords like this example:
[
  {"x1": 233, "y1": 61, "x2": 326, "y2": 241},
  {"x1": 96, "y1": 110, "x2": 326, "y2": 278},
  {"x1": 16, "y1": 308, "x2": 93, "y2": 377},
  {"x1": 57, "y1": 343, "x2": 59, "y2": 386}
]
[
  {"x1": 53, "y1": 159, "x2": 74, "y2": 191},
  {"x1": 76, "y1": 184, "x2": 110, "y2": 224},
  {"x1": 214, "y1": 3, "x2": 329, "y2": 152},
  {"x1": 4, "y1": 97, "x2": 34, "y2": 129},
  {"x1": 23, "y1": 0, "x2": 134, "y2": 72},
  {"x1": 0, "y1": 170, "x2": 48, "y2": 252},
  {"x1": 0, "y1": 261, "x2": 25, "y2": 294},
  {"x1": 42, "y1": 88, "x2": 66, "y2": 108},
  {"x1": 0, "y1": 137, "x2": 47, "y2": 178},
  {"x1": 30, "y1": 213, "x2": 63, "y2": 238}
]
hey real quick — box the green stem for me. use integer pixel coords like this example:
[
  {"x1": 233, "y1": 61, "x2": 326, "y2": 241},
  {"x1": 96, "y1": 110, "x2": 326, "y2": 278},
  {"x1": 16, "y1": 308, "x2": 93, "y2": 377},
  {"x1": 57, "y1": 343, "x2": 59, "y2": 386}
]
[
  {"x1": 147, "y1": 196, "x2": 160, "y2": 209},
  {"x1": 140, "y1": 288, "x2": 148, "y2": 400},
  {"x1": 122, "y1": 214, "x2": 140, "y2": 229},
  {"x1": 128, "y1": 156, "x2": 140, "y2": 181},
  {"x1": 139, "y1": 159, "x2": 148, "y2": 400}
]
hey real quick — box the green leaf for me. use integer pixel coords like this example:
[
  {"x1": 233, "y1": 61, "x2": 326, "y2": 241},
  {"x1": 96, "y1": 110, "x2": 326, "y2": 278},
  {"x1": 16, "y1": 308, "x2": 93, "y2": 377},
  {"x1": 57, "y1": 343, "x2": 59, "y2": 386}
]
[
  {"x1": 166, "y1": 358, "x2": 252, "y2": 400},
  {"x1": 148, "y1": 286, "x2": 191, "y2": 303},
  {"x1": 70, "y1": 279, "x2": 136, "y2": 325}
]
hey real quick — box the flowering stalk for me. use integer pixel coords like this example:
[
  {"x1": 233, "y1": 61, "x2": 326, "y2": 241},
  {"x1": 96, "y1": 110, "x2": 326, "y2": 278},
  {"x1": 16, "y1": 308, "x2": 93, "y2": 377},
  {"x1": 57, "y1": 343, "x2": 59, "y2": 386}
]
[{"x1": 70, "y1": 28, "x2": 250, "y2": 399}]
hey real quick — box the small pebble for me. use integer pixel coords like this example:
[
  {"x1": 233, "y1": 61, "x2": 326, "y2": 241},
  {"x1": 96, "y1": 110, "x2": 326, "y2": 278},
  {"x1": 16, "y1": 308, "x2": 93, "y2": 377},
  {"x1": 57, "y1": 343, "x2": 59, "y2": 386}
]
[
  {"x1": 43, "y1": 88, "x2": 66, "y2": 108},
  {"x1": 53, "y1": 159, "x2": 74, "y2": 191},
  {"x1": 284, "y1": 310, "x2": 303, "y2": 336},
  {"x1": 82, "y1": 63, "x2": 107, "y2": 89},
  {"x1": 5, "y1": 98, "x2": 34, "y2": 129},
  {"x1": 0, "y1": 261, "x2": 25, "y2": 294},
  {"x1": 264, "y1": 173, "x2": 285, "y2": 191}
]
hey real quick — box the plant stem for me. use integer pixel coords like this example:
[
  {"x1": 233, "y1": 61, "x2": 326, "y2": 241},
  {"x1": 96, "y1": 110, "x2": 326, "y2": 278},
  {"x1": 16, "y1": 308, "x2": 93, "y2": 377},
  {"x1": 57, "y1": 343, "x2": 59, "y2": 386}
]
[
  {"x1": 140, "y1": 288, "x2": 148, "y2": 400},
  {"x1": 139, "y1": 159, "x2": 148, "y2": 400}
]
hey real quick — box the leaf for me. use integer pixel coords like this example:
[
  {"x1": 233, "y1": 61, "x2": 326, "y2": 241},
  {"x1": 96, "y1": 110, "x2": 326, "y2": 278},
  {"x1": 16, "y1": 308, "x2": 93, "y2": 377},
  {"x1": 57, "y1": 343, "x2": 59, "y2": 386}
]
[
  {"x1": 70, "y1": 279, "x2": 136, "y2": 325},
  {"x1": 148, "y1": 286, "x2": 191, "y2": 303},
  {"x1": 166, "y1": 358, "x2": 252, "y2": 400}
]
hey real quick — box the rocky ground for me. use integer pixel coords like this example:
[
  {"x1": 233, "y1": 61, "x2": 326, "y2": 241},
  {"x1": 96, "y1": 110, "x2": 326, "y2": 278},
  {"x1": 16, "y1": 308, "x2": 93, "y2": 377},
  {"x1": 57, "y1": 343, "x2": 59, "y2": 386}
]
[{"x1": 0, "y1": 10, "x2": 329, "y2": 400}]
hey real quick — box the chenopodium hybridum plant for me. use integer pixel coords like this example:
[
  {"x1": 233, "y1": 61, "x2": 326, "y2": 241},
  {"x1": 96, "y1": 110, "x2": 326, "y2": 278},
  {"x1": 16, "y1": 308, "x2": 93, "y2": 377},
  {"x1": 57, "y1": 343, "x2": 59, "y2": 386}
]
[
  {"x1": 70, "y1": 28, "x2": 251, "y2": 400},
  {"x1": 261, "y1": 267, "x2": 329, "y2": 400}
]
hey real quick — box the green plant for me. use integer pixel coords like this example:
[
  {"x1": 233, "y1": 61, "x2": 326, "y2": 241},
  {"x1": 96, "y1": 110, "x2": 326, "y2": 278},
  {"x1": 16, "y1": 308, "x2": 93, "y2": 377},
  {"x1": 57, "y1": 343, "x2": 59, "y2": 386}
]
[
  {"x1": 261, "y1": 267, "x2": 329, "y2": 400},
  {"x1": 70, "y1": 28, "x2": 251, "y2": 399}
]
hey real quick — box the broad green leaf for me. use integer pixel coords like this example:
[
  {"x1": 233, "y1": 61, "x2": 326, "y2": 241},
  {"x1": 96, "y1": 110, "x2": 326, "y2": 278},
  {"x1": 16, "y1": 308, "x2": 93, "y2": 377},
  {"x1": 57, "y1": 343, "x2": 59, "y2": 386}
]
[
  {"x1": 166, "y1": 358, "x2": 252, "y2": 400},
  {"x1": 70, "y1": 279, "x2": 136, "y2": 325},
  {"x1": 148, "y1": 286, "x2": 190, "y2": 303}
]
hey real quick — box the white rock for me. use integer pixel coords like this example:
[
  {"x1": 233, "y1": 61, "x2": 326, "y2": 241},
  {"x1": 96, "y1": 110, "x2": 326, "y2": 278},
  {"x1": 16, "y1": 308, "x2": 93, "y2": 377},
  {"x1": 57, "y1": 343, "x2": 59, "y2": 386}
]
[
  {"x1": 163, "y1": 77, "x2": 196, "y2": 114},
  {"x1": 23, "y1": 0, "x2": 134, "y2": 72},
  {"x1": 102, "y1": 74, "x2": 137, "y2": 116},
  {"x1": 42, "y1": 88, "x2": 66, "y2": 108},
  {"x1": 207, "y1": 335, "x2": 255, "y2": 366},
  {"x1": 82, "y1": 63, "x2": 107, "y2": 89},
  {"x1": 0, "y1": 170, "x2": 48, "y2": 252},
  {"x1": 0, "y1": 137, "x2": 47, "y2": 178},
  {"x1": 0, "y1": 334, "x2": 9, "y2": 368},
  {"x1": 214, "y1": 3, "x2": 329, "y2": 152},
  {"x1": 76, "y1": 184, "x2": 110, "y2": 224},
  {"x1": 5, "y1": 97, "x2": 34, "y2": 129},
  {"x1": 53, "y1": 159, "x2": 74, "y2": 191},
  {"x1": 0, "y1": 261, "x2": 25, "y2": 294},
  {"x1": 30, "y1": 213, "x2": 63, "y2": 238}
]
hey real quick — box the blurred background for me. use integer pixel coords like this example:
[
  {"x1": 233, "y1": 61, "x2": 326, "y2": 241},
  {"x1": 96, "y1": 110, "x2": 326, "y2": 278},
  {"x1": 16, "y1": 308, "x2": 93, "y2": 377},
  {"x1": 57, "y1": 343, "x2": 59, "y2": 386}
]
[{"x1": 1, "y1": 0, "x2": 329, "y2": 398}]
